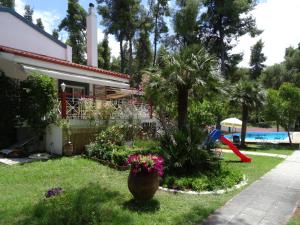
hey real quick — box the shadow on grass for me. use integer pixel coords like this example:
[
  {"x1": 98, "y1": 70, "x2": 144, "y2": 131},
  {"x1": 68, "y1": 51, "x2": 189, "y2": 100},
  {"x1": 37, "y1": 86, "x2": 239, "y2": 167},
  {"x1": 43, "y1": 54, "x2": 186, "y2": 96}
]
[
  {"x1": 123, "y1": 198, "x2": 160, "y2": 213},
  {"x1": 17, "y1": 183, "x2": 133, "y2": 225},
  {"x1": 224, "y1": 160, "x2": 244, "y2": 163}
]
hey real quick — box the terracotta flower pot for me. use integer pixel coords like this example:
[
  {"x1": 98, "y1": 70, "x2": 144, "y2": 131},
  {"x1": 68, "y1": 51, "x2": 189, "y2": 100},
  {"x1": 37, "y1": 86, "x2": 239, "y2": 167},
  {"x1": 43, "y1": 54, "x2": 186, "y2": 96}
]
[{"x1": 128, "y1": 171, "x2": 159, "y2": 201}]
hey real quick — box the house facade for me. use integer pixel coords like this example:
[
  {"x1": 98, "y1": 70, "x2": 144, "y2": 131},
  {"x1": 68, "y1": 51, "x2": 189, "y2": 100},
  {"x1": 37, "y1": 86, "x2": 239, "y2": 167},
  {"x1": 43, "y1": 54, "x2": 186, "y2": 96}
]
[{"x1": 0, "y1": 5, "x2": 154, "y2": 155}]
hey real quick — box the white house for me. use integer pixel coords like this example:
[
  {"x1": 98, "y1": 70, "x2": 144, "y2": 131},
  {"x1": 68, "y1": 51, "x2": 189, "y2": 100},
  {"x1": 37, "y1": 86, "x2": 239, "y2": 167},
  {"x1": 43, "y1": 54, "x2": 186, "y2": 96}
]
[
  {"x1": 0, "y1": 4, "x2": 153, "y2": 155},
  {"x1": 0, "y1": 4, "x2": 132, "y2": 106}
]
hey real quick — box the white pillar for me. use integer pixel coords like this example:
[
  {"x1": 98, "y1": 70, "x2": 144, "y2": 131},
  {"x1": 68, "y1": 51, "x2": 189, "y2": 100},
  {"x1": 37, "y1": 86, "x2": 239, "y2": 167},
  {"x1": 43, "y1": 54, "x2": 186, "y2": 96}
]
[{"x1": 86, "y1": 3, "x2": 98, "y2": 67}]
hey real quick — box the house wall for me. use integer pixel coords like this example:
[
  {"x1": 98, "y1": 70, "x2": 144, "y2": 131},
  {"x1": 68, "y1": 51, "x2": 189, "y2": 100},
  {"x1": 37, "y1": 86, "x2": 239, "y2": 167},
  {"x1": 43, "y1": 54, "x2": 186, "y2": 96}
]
[{"x1": 0, "y1": 11, "x2": 71, "y2": 61}]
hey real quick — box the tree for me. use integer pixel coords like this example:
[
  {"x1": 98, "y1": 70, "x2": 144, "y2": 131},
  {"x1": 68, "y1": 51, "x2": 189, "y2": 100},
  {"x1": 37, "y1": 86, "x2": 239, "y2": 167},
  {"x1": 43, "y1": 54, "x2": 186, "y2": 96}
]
[
  {"x1": 250, "y1": 39, "x2": 266, "y2": 80},
  {"x1": 59, "y1": 0, "x2": 87, "y2": 64},
  {"x1": 110, "y1": 57, "x2": 121, "y2": 73},
  {"x1": 24, "y1": 4, "x2": 34, "y2": 22},
  {"x1": 149, "y1": 0, "x2": 169, "y2": 66},
  {"x1": 145, "y1": 45, "x2": 217, "y2": 132},
  {"x1": 200, "y1": 0, "x2": 261, "y2": 77},
  {"x1": 98, "y1": 35, "x2": 111, "y2": 70},
  {"x1": 133, "y1": 29, "x2": 152, "y2": 85},
  {"x1": 230, "y1": 80, "x2": 264, "y2": 147},
  {"x1": 52, "y1": 29, "x2": 59, "y2": 39},
  {"x1": 36, "y1": 18, "x2": 44, "y2": 30},
  {"x1": 97, "y1": 0, "x2": 142, "y2": 74},
  {"x1": 264, "y1": 89, "x2": 281, "y2": 132},
  {"x1": 0, "y1": 0, "x2": 14, "y2": 9},
  {"x1": 174, "y1": 0, "x2": 200, "y2": 47}
]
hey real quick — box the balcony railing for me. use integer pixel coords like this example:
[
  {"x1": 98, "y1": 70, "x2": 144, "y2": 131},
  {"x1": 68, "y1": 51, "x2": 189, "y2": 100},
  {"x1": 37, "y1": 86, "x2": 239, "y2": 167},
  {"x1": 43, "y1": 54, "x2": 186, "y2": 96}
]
[{"x1": 59, "y1": 93, "x2": 153, "y2": 121}]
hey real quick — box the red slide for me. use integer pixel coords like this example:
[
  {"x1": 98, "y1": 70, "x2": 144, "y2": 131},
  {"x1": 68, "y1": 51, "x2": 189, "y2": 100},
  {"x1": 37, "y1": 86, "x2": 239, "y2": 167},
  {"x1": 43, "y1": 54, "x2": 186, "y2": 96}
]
[{"x1": 220, "y1": 136, "x2": 252, "y2": 163}]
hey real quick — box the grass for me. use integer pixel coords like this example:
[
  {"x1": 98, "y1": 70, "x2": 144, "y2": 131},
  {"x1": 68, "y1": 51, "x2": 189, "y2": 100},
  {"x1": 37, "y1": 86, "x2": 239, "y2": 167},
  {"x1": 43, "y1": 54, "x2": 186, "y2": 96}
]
[
  {"x1": 287, "y1": 205, "x2": 300, "y2": 225},
  {"x1": 0, "y1": 153, "x2": 283, "y2": 225},
  {"x1": 220, "y1": 143, "x2": 297, "y2": 155}
]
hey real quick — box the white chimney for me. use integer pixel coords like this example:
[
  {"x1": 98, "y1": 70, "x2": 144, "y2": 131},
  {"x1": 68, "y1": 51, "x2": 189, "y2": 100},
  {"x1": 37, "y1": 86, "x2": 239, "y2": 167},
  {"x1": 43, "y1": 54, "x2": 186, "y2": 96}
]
[{"x1": 87, "y1": 3, "x2": 98, "y2": 67}]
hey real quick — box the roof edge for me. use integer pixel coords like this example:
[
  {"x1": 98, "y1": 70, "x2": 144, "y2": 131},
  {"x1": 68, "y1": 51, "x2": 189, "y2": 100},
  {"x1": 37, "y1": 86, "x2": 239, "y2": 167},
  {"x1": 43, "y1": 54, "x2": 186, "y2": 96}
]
[{"x1": 0, "y1": 6, "x2": 67, "y2": 48}]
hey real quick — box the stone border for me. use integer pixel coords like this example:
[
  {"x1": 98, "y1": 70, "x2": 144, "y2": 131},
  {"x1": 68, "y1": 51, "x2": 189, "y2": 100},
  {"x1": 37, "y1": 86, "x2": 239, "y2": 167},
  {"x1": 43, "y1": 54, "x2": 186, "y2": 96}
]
[{"x1": 158, "y1": 175, "x2": 248, "y2": 195}]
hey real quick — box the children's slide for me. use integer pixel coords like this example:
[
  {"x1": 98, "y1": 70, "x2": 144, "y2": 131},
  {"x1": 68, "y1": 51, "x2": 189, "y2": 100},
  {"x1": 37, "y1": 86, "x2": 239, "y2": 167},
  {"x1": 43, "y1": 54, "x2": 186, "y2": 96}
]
[
  {"x1": 205, "y1": 129, "x2": 251, "y2": 163},
  {"x1": 219, "y1": 135, "x2": 252, "y2": 162}
]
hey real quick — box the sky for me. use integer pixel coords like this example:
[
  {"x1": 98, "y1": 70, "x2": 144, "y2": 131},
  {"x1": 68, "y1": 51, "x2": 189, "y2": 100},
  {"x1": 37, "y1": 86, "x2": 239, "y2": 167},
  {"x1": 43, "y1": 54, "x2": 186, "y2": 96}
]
[{"x1": 14, "y1": 0, "x2": 300, "y2": 67}]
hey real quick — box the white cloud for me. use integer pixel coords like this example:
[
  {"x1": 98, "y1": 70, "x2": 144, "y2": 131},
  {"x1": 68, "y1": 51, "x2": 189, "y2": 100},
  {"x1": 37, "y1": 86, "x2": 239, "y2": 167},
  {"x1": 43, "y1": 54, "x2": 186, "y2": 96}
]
[
  {"x1": 97, "y1": 28, "x2": 120, "y2": 58},
  {"x1": 15, "y1": 0, "x2": 61, "y2": 34},
  {"x1": 231, "y1": 0, "x2": 300, "y2": 67}
]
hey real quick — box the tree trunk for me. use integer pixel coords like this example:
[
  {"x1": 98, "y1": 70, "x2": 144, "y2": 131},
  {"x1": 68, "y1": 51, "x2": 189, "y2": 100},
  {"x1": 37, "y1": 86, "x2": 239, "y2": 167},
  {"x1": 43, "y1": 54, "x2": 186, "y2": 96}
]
[
  {"x1": 128, "y1": 38, "x2": 133, "y2": 75},
  {"x1": 220, "y1": 26, "x2": 225, "y2": 77},
  {"x1": 153, "y1": 7, "x2": 159, "y2": 66},
  {"x1": 216, "y1": 115, "x2": 221, "y2": 129},
  {"x1": 120, "y1": 38, "x2": 125, "y2": 73},
  {"x1": 177, "y1": 84, "x2": 188, "y2": 132},
  {"x1": 276, "y1": 121, "x2": 279, "y2": 132},
  {"x1": 240, "y1": 104, "x2": 248, "y2": 147},
  {"x1": 287, "y1": 125, "x2": 292, "y2": 145}
]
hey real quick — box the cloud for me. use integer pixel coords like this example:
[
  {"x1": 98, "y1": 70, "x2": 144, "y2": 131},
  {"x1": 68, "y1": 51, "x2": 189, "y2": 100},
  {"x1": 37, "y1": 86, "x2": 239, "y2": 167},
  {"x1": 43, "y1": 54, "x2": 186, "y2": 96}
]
[
  {"x1": 232, "y1": 0, "x2": 300, "y2": 67},
  {"x1": 15, "y1": 0, "x2": 61, "y2": 34}
]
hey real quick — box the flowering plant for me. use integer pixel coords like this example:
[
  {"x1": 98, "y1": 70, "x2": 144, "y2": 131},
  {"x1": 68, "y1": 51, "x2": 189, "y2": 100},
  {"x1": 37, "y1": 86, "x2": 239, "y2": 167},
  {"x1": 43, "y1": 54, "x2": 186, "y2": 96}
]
[
  {"x1": 127, "y1": 154, "x2": 164, "y2": 176},
  {"x1": 45, "y1": 187, "x2": 64, "y2": 198}
]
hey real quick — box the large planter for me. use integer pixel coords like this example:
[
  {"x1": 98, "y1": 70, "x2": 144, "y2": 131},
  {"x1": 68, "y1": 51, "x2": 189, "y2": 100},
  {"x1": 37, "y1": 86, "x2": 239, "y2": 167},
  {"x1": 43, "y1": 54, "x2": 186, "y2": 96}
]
[{"x1": 128, "y1": 171, "x2": 159, "y2": 201}]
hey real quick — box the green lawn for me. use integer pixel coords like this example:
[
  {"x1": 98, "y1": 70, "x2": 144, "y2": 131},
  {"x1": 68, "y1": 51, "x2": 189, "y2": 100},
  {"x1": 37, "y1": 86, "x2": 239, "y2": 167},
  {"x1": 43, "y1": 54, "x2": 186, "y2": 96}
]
[
  {"x1": 221, "y1": 143, "x2": 297, "y2": 155},
  {"x1": 0, "y1": 154, "x2": 283, "y2": 225}
]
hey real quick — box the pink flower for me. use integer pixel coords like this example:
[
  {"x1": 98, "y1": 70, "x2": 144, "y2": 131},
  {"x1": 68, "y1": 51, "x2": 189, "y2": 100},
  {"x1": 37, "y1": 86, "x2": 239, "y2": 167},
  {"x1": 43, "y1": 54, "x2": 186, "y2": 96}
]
[{"x1": 127, "y1": 154, "x2": 164, "y2": 176}]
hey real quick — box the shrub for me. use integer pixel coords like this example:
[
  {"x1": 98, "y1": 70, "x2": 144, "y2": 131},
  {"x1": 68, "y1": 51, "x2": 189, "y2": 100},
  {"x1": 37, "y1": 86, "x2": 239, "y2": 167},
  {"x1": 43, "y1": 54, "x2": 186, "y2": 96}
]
[
  {"x1": 161, "y1": 165, "x2": 243, "y2": 192},
  {"x1": 160, "y1": 126, "x2": 220, "y2": 175}
]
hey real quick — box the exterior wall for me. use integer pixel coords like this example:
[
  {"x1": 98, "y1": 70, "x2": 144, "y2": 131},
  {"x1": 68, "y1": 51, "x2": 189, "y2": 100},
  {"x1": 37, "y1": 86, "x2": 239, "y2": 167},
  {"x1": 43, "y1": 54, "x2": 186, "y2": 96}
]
[
  {"x1": 45, "y1": 125, "x2": 63, "y2": 155},
  {"x1": 0, "y1": 11, "x2": 70, "y2": 61}
]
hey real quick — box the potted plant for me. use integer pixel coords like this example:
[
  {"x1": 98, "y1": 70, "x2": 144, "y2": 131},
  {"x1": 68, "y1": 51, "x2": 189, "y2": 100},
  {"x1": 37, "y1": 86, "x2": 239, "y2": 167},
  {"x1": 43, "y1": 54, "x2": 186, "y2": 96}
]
[{"x1": 127, "y1": 154, "x2": 164, "y2": 201}]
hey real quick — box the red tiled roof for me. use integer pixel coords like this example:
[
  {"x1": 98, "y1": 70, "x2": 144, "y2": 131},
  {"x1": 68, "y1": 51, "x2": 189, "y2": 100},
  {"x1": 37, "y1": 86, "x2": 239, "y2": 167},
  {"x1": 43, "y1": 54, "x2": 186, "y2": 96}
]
[{"x1": 0, "y1": 45, "x2": 130, "y2": 80}]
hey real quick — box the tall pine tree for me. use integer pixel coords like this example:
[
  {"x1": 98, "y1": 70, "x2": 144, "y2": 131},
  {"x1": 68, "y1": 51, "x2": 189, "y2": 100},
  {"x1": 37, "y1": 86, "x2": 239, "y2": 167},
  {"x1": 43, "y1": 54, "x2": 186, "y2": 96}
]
[
  {"x1": 174, "y1": 0, "x2": 200, "y2": 46},
  {"x1": 200, "y1": 0, "x2": 261, "y2": 77},
  {"x1": 97, "y1": 0, "x2": 141, "y2": 74},
  {"x1": 250, "y1": 39, "x2": 266, "y2": 80},
  {"x1": 0, "y1": 0, "x2": 14, "y2": 9},
  {"x1": 149, "y1": 0, "x2": 169, "y2": 66},
  {"x1": 98, "y1": 35, "x2": 111, "y2": 70},
  {"x1": 59, "y1": 0, "x2": 87, "y2": 64},
  {"x1": 52, "y1": 29, "x2": 59, "y2": 39},
  {"x1": 24, "y1": 5, "x2": 34, "y2": 22}
]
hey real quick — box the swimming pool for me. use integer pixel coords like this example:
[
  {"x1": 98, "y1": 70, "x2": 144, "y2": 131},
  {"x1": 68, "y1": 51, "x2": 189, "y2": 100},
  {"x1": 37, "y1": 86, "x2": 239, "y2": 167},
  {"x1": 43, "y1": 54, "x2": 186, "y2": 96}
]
[{"x1": 225, "y1": 132, "x2": 289, "y2": 141}]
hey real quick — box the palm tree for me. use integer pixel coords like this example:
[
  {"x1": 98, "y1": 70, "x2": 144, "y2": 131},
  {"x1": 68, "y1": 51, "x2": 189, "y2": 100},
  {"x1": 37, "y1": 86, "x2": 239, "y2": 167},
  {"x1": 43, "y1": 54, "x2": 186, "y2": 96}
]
[
  {"x1": 230, "y1": 80, "x2": 265, "y2": 147},
  {"x1": 145, "y1": 45, "x2": 218, "y2": 132}
]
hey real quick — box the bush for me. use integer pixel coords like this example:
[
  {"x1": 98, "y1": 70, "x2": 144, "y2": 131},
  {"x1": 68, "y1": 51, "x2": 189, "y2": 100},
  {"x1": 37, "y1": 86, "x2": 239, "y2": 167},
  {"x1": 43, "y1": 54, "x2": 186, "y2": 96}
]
[
  {"x1": 160, "y1": 126, "x2": 220, "y2": 175},
  {"x1": 161, "y1": 165, "x2": 243, "y2": 192}
]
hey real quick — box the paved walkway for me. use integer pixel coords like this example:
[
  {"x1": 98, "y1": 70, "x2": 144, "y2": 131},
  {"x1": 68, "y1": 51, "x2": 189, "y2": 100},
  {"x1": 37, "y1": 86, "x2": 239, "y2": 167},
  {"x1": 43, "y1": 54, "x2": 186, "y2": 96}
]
[{"x1": 202, "y1": 150, "x2": 300, "y2": 225}]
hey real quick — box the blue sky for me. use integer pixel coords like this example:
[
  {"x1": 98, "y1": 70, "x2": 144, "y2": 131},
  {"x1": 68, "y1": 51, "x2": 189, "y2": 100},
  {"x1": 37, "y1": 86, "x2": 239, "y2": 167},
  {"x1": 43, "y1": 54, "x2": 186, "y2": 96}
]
[{"x1": 14, "y1": 0, "x2": 300, "y2": 67}]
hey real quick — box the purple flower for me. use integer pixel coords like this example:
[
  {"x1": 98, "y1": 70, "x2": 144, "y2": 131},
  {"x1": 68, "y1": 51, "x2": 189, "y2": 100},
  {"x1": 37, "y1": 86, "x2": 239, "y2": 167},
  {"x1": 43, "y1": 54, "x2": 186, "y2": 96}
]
[{"x1": 45, "y1": 187, "x2": 64, "y2": 198}]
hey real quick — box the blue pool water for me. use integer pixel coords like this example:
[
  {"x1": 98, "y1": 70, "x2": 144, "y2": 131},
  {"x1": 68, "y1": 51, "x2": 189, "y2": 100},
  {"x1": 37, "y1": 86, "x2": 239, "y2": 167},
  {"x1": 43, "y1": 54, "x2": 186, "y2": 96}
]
[{"x1": 225, "y1": 132, "x2": 288, "y2": 141}]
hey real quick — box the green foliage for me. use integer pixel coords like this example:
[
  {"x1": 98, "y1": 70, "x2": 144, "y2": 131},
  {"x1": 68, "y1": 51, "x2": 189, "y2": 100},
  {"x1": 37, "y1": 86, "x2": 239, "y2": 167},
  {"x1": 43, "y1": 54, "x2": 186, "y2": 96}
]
[
  {"x1": 0, "y1": 72, "x2": 19, "y2": 148},
  {"x1": 24, "y1": 4, "x2": 34, "y2": 22},
  {"x1": 174, "y1": 0, "x2": 200, "y2": 46},
  {"x1": 20, "y1": 72, "x2": 57, "y2": 133},
  {"x1": 250, "y1": 39, "x2": 266, "y2": 80},
  {"x1": 98, "y1": 35, "x2": 111, "y2": 70},
  {"x1": 52, "y1": 29, "x2": 59, "y2": 39},
  {"x1": 86, "y1": 123, "x2": 142, "y2": 164},
  {"x1": 189, "y1": 99, "x2": 227, "y2": 128},
  {"x1": 162, "y1": 165, "x2": 243, "y2": 191},
  {"x1": 200, "y1": 0, "x2": 261, "y2": 76},
  {"x1": 160, "y1": 126, "x2": 220, "y2": 175},
  {"x1": 0, "y1": 0, "x2": 14, "y2": 8},
  {"x1": 36, "y1": 18, "x2": 44, "y2": 30},
  {"x1": 59, "y1": 0, "x2": 87, "y2": 64},
  {"x1": 149, "y1": 0, "x2": 170, "y2": 65},
  {"x1": 97, "y1": 0, "x2": 142, "y2": 73}
]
